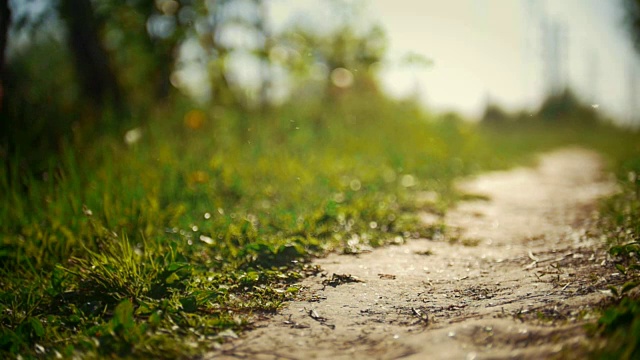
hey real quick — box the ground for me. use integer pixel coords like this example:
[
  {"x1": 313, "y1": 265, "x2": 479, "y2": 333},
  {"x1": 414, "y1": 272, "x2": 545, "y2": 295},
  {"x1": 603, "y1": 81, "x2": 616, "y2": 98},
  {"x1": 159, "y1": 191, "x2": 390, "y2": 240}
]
[{"x1": 206, "y1": 147, "x2": 621, "y2": 360}]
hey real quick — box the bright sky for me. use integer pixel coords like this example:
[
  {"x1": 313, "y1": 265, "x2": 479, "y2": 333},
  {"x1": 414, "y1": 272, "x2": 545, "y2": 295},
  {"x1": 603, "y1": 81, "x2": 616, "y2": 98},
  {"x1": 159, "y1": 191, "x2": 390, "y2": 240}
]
[{"x1": 369, "y1": 0, "x2": 640, "y2": 124}]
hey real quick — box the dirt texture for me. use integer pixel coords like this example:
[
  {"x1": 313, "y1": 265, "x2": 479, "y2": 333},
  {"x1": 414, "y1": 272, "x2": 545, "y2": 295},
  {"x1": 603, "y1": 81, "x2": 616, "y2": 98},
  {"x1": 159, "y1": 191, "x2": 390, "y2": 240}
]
[{"x1": 207, "y1": 148, "x2": 622, "y2": 360}]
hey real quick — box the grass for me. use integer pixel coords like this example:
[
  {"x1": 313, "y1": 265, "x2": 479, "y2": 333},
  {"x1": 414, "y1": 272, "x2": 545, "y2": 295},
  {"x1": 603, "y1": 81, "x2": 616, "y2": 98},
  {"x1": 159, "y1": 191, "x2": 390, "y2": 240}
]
[
  {"x1": 0, "y1": 94, "x2": 497, "y2": 358},
  {"x1": 1, "y1": 91, "x2": 639, "y2": 358},
  {"x1": 586, "y1": 146, "x2": 640, "y2": 360},
  {"x1": 479, "y1": 116, "x2": 640, "y2": 358}
]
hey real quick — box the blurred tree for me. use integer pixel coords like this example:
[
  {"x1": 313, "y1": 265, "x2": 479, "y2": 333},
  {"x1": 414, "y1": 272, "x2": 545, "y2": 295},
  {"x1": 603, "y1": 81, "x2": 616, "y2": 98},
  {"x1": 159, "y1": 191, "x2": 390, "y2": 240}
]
[
  {"x1": 327, "y1": 24, "x2": 386, "y2": 87},
  {"x1": 624, "y1": 0, "x2": 640, "y2": 52},
  {"x1": 197, "y1": 0, "x2": 241, "y2": 108},
  {"x1": 96, "y1": 0, "x2": 191, "y2": 105},
  {"x1": 279, "y1": 22, "x2": 386, "y2": 95},
  {"x1": 255, "y1": 0, "x2": 273, "y2": 111},
  {"x1": 481, "y1": 103, "x2": 510, "y2": 124},
  {"x1": 3, "y1": 0, "x2": 389, "y2": 140},
  {"x1": 0, "y1": 0, "x2": 10, "y2": 110},
  {"x1": 197, "y1": 0, "x2": 284, "y2": 111},
  {"x1": 314, "y1": 23, "x2": 386, "y2": 119},
  {"x1": 401, "y1": 52, "x2": 433, "y2": 68},
  {"x1": 1, "y1": 2, "x2": 81, "y2": 174},
  {"x1": 537, "y1": 88, "x2": 597, "y2": 123},
  {"x1": 58, "y1": 0, "x2": 124, "y2": 112}
]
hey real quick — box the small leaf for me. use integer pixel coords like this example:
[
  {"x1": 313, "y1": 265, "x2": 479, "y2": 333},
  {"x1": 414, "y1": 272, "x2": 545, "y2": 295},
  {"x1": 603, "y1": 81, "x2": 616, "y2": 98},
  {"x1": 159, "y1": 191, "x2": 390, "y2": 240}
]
[
  {"x1": 166, "y1": 262, "x2": 189, "y2": 272},
  {"x1": 610, "y1": 246, "x2": 624, "y2": 256},
  {"x1": 29, "y1": 318, "x2": 45, "y2": 337},
  {"x1": 113, "y1": 300, "x2": 135, "y2": 329},
  {"x1": 50, "y1": 267, "x2": 66, "y2": 294},
  {"x1": 165, "y1": 272, "x2": 180, "y2": 284},
  {"x1": 609, "y1": 285, "x2": 620, "y2": 298},
  {"x1": 148, "y1": 311, "x2": 161, "y2": 327},
  {"x1": 615, "y1": 263, "x2": 627, "y2": 275},
  {"x1": 134, "y1": 302, "x2": 154, "y2": 315},
  {"x1": 621, "y1": 280, "x2": 640, "y2": 294},
  {"x1": 627, "y1": 264, "x2": 640, "y2": 272}
]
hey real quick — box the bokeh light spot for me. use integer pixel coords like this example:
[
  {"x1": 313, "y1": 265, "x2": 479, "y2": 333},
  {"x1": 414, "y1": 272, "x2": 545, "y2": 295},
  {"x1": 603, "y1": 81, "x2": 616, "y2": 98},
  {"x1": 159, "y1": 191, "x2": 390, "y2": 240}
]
[{"x1": 331, "y1": 67, "x2": 354, "y2": 88}]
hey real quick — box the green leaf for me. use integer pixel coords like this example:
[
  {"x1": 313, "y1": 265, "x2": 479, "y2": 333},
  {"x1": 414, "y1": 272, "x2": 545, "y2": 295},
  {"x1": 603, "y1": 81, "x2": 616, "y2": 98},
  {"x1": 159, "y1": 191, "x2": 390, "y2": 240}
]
[
  {"x1": 616, "y1": 263, "x2": 627, "y2": 275},
  {"x1": 166, "y1": 262, "x2": 189, "y2": 272},
  {"x1": 148, "y1": 311, "x2": 161, "y2": 327},
  {"x1": 165, "y1": 272, "x2": 180, "y2": 284},
  {"x1": 113, "y1": 300, "x2": 135, "y2": 329},
  {"x1": 29, "y1": 317, "x2": 45, "y2": 338},
  {"x1": 50, "y1": 266, "x2": 66, "y2": 294},
  {"x1": 134, "y1": 302, "x2": 154, "y2": 315},
  {"x1": 609, "y1": 285, "x2": 620, "y2": 298},
  {"x1": 621, "y1": 280, "x2": 640, "y2": 294},
  {"x1": 610, "y1": 246, "x2": 624, "y2": 256},
  {"x1": 627, "y1": 264, "x2": 640, "y2": 272}
]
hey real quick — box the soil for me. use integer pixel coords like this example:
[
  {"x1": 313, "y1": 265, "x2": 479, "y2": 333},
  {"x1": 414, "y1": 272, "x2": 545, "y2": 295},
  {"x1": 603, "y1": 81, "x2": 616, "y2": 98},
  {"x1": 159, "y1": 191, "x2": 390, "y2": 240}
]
[{"x1": 207, "y1": 147, "x2": 622, "y2": 360}]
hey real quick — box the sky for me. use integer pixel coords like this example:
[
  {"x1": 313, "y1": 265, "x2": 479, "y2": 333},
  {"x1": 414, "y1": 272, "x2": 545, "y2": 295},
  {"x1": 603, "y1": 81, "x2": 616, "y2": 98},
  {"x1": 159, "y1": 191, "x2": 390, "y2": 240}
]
[{"x1": 369, "y1": 0, "x2": 640, "y2": 124}]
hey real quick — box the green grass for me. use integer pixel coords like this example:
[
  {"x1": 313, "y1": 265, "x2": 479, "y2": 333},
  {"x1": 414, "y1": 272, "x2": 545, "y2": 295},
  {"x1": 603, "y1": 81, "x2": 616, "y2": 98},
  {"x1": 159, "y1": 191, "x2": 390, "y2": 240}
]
[
  {"x1": 0, "y1": 94, "x2": 491, "y2": 358},
  {"x1": 586, "y1": 143, "x2": 640, "y2": 360},
  {"x1": 1, "y1": 91, "x2": 639, "y2": 358},
  {"x1": 479, "y1": 117, "x2": 640, "y2": 358}
]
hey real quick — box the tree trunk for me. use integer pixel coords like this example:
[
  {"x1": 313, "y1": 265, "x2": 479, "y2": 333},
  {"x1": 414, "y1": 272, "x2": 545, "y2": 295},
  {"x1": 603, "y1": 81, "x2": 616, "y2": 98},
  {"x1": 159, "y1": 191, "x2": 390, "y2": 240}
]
[
  {"x1": 58, "y1": 0, "x2": 124, "y2": 112},
  {"x1": 0, "y1": 0, "x2": 10, "y2": 110}
]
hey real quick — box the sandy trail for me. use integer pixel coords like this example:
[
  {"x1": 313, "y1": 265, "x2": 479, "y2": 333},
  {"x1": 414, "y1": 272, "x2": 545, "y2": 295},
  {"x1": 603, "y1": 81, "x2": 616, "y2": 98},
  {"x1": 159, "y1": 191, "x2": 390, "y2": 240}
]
[{"x1": 208, "y1": 148, "x2": 620, "y2": 360}]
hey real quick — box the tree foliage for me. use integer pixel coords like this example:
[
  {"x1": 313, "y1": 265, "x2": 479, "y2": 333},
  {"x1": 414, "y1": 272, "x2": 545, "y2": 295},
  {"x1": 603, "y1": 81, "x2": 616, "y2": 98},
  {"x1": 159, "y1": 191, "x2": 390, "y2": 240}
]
[
  {"x1": 537, "y1": 88, "x2": 598, "y2": 123},
  {"x1": 58, "y1": 0, "x2": 124, "y2": 111},
  {"x1": 0, "y1": 0, "x2": 10, "y2": 91},
  {"x1": 1, "y1": 0, "x2": 387, "y2": 171},
  {"x1": 624, "y1": 0, "x2": 640, "y2": 53}
]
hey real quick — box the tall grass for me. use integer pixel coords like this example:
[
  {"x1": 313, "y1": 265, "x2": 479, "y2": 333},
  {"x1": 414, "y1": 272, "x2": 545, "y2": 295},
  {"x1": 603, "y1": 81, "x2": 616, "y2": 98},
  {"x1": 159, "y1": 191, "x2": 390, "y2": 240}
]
[
  {"x1": 1, "y1": 90, "x2": 638, "y2": 358},
  {"x1": 0, "y1": 93, "x2": 498, "y2": 358}
]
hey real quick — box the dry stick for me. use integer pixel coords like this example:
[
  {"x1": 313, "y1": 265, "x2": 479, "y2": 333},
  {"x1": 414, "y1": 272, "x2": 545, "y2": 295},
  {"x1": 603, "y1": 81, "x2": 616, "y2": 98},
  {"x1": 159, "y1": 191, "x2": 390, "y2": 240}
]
[
  {"x1": 525, "y1": 254, "x2": 572, "y2": 269},
  {"x1": 305, "y1": 308, "x2": 336, "y2": 329}
]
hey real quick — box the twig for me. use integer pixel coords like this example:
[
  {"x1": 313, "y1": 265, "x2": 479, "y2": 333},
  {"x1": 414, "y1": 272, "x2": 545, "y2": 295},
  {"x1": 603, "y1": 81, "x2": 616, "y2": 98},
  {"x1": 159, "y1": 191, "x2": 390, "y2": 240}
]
[{"x1": 305, "y1": 308, "x2": 335, "y2": 329}]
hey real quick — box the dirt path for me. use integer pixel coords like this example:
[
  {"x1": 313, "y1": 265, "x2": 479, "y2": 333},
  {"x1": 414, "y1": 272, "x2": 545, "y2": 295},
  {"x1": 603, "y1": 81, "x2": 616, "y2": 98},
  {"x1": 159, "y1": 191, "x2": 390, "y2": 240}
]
[{"x1": 208, "y1": 147, "x2": 620, "y2": 360}]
